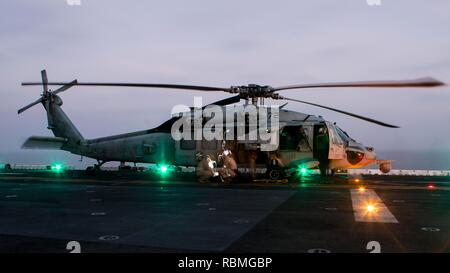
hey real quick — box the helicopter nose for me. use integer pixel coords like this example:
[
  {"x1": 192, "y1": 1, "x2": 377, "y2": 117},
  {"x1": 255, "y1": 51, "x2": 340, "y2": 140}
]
[{"x1": 365, "y1": 147, "x2": 377, "y2": 160}]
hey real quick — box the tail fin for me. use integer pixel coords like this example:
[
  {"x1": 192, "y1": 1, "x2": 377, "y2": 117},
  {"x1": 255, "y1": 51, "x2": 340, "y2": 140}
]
[{"x1": 18, "y1": 70, "x2": 84, "y2": 148}]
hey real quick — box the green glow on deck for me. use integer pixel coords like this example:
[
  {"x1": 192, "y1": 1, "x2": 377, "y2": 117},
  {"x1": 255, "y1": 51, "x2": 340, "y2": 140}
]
[
  {"x1": 51, "y1": 164, "x2": 64, "y2": 172},
  {"x1": 160, "y1": 165, "x2": 168, "y2": 173}
]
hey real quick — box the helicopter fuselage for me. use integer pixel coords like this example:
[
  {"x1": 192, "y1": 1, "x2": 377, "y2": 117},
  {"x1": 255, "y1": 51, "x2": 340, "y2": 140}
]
[{"x1": 60, "y1": 106, "x2": 387, "y2": 174}]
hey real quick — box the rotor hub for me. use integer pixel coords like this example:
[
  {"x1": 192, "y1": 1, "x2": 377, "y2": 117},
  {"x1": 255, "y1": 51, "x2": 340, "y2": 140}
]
[{"x1": 230, "y1": 84, "x2": 278, "y2": 99}]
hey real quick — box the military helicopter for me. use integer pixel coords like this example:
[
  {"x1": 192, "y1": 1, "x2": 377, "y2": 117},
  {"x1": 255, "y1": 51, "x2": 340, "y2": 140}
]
[{"x1": 18, "y1": 70, "x2": 444, "y2": 179}]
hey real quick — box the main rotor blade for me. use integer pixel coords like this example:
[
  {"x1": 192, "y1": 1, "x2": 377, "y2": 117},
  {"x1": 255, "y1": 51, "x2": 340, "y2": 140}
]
[
  {"x1": 272, "y1": 77, "x2": 445, "y2": 92},
  {"x1": 281, "y1": 96, "x2": 399, "y2": 128},
  {"x1": 41, "y1": 70, "x2": 48, "y2": 94},
  {"x1": 52, "y1": 79, "x2": 78, "y2": 95},
  {"x1": 22, "y1": 82, "x2": 231, "y2": 92},
  {"x1": 18, "y1": 97, "x2": 43, "y2": 114},
  {"x1": 204, "y1": 95, "x2": 241, "y2": 108}
]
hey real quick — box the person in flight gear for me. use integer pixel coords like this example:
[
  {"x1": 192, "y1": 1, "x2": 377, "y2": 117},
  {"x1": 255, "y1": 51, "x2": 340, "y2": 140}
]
[
  {"x1": 268, "y1": 151, "x2": 284, "y2": 168},
  {"x1": 247, "y1": 148, "x2": 258, "y2": 179},
  {"x1": 315, "y1": 126, "x2": 330, "y2": 176},
  {"x1": 195, "y1": 152, "x2": 218, "y2": 183},
  {"x1": 266, "y1": 151, "x2": 285, "y2": 180},
  {"x1": 218, "y1": 150, "x2": 238, "y2": 183},
  {"x1": 297, "y1": 126, "x2": 312, "y2": 152}
]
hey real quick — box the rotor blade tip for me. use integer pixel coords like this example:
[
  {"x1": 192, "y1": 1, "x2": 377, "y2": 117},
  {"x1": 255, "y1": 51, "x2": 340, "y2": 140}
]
[
  {"x1": 420, "y1": 77, "x2": 445, "y2": 86},
  {"x1": 434, "y1": 80, "x2": 446, "y2": 86}
]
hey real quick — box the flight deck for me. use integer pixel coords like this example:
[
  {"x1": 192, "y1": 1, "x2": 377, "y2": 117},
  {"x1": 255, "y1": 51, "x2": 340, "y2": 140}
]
[{"x1": 0, "y1": 170, "x2": 449, "y2": 253}]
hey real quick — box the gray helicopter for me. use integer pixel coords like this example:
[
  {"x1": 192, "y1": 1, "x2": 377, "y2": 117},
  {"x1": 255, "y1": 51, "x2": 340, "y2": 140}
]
[{"x1": 18, "y1": 70, "x2": 444, "y2": 179}]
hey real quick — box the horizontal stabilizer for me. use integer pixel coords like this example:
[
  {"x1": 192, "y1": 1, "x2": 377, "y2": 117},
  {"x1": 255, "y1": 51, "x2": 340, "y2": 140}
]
[{"x1": 22, "y1": 136, "x2": 68, "y2": 150}]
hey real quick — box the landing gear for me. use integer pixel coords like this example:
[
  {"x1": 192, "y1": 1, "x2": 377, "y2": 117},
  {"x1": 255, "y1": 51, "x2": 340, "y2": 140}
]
[
  {"x1": 265, "y1": 166, "x2": 286, "y2": 180},
  {"x1": 320, "y1": 169, "x2": 335, "y2": 177},
  {"x1": 118, "y1": 161, "x2": 131, "y2": 171},
  {"x1": 118, "y1": 162, "x2": 143, "y2": 172},
  {"x1": 85, "y1": 166, "x2": 95, "y2": 175},
  {"x1": 85, "y1": 160, "x2": 107, "y2": 175},
  {"x1": 316, "y1": 168, "x2": 334, "y2": 183}
]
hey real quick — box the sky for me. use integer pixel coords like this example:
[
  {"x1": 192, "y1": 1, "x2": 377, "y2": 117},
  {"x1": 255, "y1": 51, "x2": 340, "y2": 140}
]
[{"x1": 0, "y1": 0, "x2": 449, "y2": 169}]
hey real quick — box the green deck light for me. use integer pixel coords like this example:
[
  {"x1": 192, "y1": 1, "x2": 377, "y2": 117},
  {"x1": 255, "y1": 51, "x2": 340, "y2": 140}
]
[
  {"x1": 160, "y1": 165, "x2": 168, "y2": 173},
  {"x1": 51, "y1": 164, "x2": 64, "y2": 172},
  {"x1": 298, "y1": 166, "x2": 308, "y2": 176},
  {"x1": 157, "y1": 164, "x2": 171, "y2": 182}
]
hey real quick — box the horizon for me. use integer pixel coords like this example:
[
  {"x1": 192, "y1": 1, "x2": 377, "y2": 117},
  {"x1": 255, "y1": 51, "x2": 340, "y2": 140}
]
[{"x1": 1, "y1": 0, "x2": 449, "y2": 169}]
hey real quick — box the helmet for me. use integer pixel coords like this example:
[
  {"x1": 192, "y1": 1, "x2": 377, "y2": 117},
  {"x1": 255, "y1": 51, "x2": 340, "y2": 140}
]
[{"x1": 195, "y1": 151, "x2": 204, "y2": 161}]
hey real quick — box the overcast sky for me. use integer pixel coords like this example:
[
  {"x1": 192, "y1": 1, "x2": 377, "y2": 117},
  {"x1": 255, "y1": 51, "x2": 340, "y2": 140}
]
[{"x1": 0, "y1": 0, "x2": 449, "y2": 167}]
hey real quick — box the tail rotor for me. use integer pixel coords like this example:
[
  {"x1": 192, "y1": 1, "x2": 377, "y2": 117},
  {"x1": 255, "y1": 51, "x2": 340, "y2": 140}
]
[{"x1": 18, "y1": 70, "x2": 77, "y2": 114}]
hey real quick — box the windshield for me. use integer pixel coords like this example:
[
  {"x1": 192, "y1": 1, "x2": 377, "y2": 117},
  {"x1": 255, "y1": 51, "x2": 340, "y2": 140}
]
[{"x1": 335, "y1": 126, "x2": 355, "y2": 143}]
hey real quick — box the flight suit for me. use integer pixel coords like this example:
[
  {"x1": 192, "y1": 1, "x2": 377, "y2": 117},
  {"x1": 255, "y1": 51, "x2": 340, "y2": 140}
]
[
  {"x1": 268, "y1": 152, "x2": 285, "y2": 168},
  {"x1": 218, "y1": 154, "x2": 238, "y2": 182},
  {"x1": 248, "y1": 150, "x2": 258, "y2": 179},
  {"x1": 196, "y1": 156, "x2": 216, "y2": 183},
  {"x1": 315, "y1": 132, "x2": 329, "y2": 176}
]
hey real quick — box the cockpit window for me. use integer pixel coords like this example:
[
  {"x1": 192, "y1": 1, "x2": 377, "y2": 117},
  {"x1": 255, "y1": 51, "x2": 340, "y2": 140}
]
[
  {"x1": 328, "y1": 125, "x2": 343, "y2": 145},
  {"x1": 335, "y1": 126, "x2": 354, "y2": 143}
]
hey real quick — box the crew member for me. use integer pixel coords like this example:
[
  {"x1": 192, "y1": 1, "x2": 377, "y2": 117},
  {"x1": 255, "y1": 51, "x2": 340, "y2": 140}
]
[
  {"x1": 248, "y1": 149, "x2": 258, "y2": 179},
  {"x1": 195, "y1": 152, "x2": 217, "y2": 183},
  {"x1": 218, "y1": 150, "x2": 238, "y2": 182},
  {"x1": 315, "y1": 127, "x2": 329, "y2": 176},
  {"x1": 297, "y1": 127, "x2": 312, "y2": 152},
  {"x1": 268, "y1": 151, "x2": 284, "y2": 168}
]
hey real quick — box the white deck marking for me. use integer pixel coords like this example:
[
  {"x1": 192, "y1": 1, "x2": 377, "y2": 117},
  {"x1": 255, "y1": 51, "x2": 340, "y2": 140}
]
[
  {"x1": 90, "y1": 212, "x2": 106, "y2": 216},
  {"x1": 350, "y1": 189, "x2": 398, "y2": 223}
]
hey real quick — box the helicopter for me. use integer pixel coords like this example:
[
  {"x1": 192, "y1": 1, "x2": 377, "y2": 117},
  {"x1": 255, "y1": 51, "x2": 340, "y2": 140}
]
[{"x1": 18, "y1": 70, "x2": 444, "y2": 180}]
